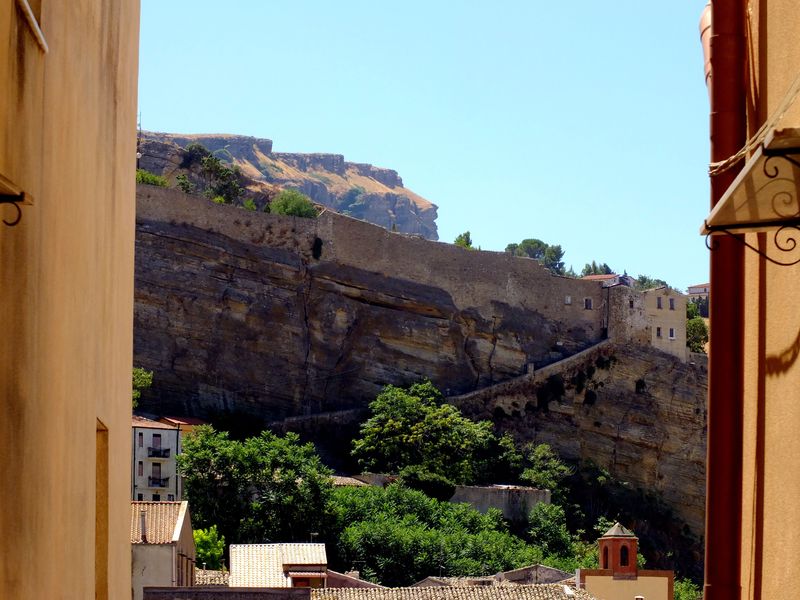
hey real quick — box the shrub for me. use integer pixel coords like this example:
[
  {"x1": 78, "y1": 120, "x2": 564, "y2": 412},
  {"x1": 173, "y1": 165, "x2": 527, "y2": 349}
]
[
  {"x1": 269, "y1": 189, "x2": 317, "y2": 218},
  {"x1": 136, "y1": 169, "x2": 168, "y2": 187},
  {"x1": 242, "y1": 198, "x2": 257, "y2": 211},
  {"x1": 194, "y1": 525, "x2": 225, "y2": 570},
  {"x1": 211, "y1": 196, "x2": 227, "y2": 205},
  {"x1": 175, "y1": 174, "x2": 196, "y2": 195}
]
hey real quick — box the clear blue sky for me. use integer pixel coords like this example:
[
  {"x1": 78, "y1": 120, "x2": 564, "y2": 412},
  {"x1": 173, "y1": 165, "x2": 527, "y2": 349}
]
[{"x1": 139, "y1": 1, "x2": 711, "y2": 291}]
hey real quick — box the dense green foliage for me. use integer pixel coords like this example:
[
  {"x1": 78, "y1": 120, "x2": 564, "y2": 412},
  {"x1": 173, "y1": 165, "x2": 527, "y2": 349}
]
[
  {"x1": 194, "y1": 525, "x2": 225, "y2": 570},
  {"x1": 242, "y1": 198, "x2": 257, "y2": 211},
  {"x1": 454, "y1": 231, "x2": 474, "y2": 249},
  {"x1": 351, "y1": 381, "x2": 520, "y2": 487},
  {"x1": 177, "y1": 426, "x2": 334, "y2": 550},
  {"x1": 178, "y1": 142, "x2": 243, "y2": 203},
  {"x1": 634, "y1": 274, "x2": 669, "y2": 290},
  {"x1": 673, "y1": 578, "x2": 702, "y2": 600},
  {"x1": 330, "y1": 485, "x2": 541, "y2": 586},
  {"x1": 581, "y1": 261, "x2": 613, "y2": 276},
  {"x1": 136, "y1": 169, "x2": 168, "y2": 187},
  {"x1": 686, "y1": 317, "x2": 709, "y2": 353},
  {"x1": 132, "y1": 367, "x2": 153, "y2": 408},
  {"x1": 268, "y1": 189, "x2": 318, "y2": 217},
  {"x1": 505, "y1": 239, "x2": 565, "y2": 275},
  {"x1": 520, "y1": 443, "x2": 574, "y2": 503},
  {"x1": 175, "y1": 173, "x2": 196, "y2": 195}
]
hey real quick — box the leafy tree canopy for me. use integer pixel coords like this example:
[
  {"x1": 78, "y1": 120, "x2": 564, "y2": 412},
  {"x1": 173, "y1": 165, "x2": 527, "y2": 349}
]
[
  {"x1": 194, "y1": 525, "x2": 225, "y2": 570},
  {"x1": 351, "y1": 381, "x2": 520, "y2": 487},
  {"x1": 634, "y1": 274, "x2": 669, "y2": 290},
  {"x1": 520, "y1": 443, "x2": 574, "y2": 502},
  {"x1": 268, "y1": 189, "x2": 318, "y2": 218},
  {"x1": 331, "y1": 484, "x2": 541, "y2": 586},
  {"x1": 454, "y1": 231, "x2": 474, "y2": 249},
  {"x1": 132, "y1": 367, "x2": 153, "y2": 409},
  {"x1": 686, "y1": 317, "x2": 709, "y2": 353},
  {"x1": 581, "y1": 261, "x2": 614, "y2": 276},
  {"x1": 505, "y1": 239, "x2": 565, "y2": 275},
  {"x1": 177, "y1": 426, "x2": 334, "y2": 551}
]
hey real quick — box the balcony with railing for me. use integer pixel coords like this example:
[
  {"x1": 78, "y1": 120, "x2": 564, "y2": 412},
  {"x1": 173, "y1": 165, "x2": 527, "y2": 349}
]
[
  {"x1": 148, "y1": 476, "x2": 169, "y2": 488},
  {"x1": 148, "y1": 446, "x2": 171, "y2": 458}
]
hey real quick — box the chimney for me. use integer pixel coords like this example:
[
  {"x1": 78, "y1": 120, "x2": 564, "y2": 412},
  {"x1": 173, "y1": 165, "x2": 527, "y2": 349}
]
[{"x1": 140, "y1": 509, "x2": 148, "y2": 543}]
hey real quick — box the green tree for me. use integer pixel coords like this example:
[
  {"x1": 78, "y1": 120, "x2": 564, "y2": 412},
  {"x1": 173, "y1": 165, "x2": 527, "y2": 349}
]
[
  {"x1": 581, "y1": 261, "x2": 613, "y2": 276},
  {"x1": 351, "y1": 381, "x2": 515, "y2": 486},
  {"x1": 673, "y1": 578, "x2": 702, "y2": 600},
  {"x1": 135, "y1": 169, "x2": 168, "y2": 187},
  {"x1": 528, "y1": 502, "x2": 572, "y2": 557},
  {"x1": 686, "y1": 317, "x2": 709, "y2": 353},
  {"x1": 177, "y1": 426, "x2": 334, "y2": 548},
  {"x1": 200, "y1": 155, "x2": 243, "y2": 204},
  {"x1": 505, "y1": 238, "x2": 565, "y2": 274},
  {"x1": 331, "y1": 484, "x2": 541, "y2": 586},
  {"x1": 194, "y1": 525, "x2": 225, "y2": 570},
  {"x1": 242, "y1": 198, "x2": 257, "y2": 211},
  {"x1": 454, "y1": 231, "x2": 474, "y2": 249},
  {"x1": 634, "y1": 274, "x2": 669, "y2": 290},
  {"x1": 175, "y1": 173, "x2": 196, "y2": 195},
  {"x1": 132, "y1": 367, "x2": 153, "y2": 408},
  {"x1": 686, "y1": 300, "x2": 700, "y2": 320},
  {"x1": 520, "y1": 443, "x2": 574, "y2": 502},
  {"x1": 268, "y1": 189, "x2": 318, "y2": 218}
]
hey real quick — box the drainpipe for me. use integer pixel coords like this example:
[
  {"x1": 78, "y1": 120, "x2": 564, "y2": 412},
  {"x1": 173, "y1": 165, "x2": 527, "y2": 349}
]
[{"x1": 702, "y1": 2, "x2": 745, "y2": 600}]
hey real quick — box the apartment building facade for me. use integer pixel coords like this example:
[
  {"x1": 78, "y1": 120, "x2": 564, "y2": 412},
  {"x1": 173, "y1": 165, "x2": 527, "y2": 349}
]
[{"x1": 132, "y1": 416, "x2": 181, "y2": 501}]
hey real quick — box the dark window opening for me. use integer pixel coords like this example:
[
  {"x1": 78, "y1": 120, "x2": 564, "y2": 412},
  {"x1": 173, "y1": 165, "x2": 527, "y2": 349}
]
[
  {"x1": 603, "y1": 547, "x2": 609, "y2": 569},
  {"x1": 620, "y1": 545, "x2": 629, "y2": 566}
]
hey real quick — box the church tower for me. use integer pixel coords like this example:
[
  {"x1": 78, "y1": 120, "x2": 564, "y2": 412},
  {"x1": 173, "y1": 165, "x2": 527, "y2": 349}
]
[{"x1": 599, "y1": 522, "x2": 638, "y2": 577}]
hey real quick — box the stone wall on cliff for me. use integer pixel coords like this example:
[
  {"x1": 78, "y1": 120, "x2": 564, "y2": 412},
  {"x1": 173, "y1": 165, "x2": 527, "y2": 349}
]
[{"x1": 135, "y1": 185, "x2": 607, "y2": 423}]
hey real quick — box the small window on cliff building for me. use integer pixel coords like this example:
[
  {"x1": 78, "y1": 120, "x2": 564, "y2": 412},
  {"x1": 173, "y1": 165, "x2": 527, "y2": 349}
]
[
  {"x1": 584, "y1": 298, "x2": 593, "y2": 310},
  {"x1": 629, "y1": 299, "x2": 634, "y2": 309},
  {"x1": 669, "y1": 327, "x2": 675, "y2": 339},
  {"x1": 669, "y1": 298, "x2": 675, "y2": 310},
  {"x1": 620, "y1": 545, "x2": 630, "y2": 567},
  {"x1": 564, "y1": 295, "x2": 572, "y2": 305},
  {"x1": 656, "y1": 326, "x2": 662, "y2": 338}
]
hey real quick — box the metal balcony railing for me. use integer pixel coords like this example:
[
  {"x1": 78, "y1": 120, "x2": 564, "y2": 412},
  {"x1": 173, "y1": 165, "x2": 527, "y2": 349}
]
[
  {"x1": 148, "y1": 476, "x2": 169, "y2": 488},
  {"x1": 148, "y1": 447, "x2": 171, "y2": 458}
]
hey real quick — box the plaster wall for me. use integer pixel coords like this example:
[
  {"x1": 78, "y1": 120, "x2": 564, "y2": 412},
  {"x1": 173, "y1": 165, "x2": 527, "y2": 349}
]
[
  {"x1": 740, "y1": 1, "x2": 800, "y2": 598},
  {"x1": 449, "y1": 485, "x2": 551, "y2": 521},
  {"x1": 133, "y1": 544, "x2": 175, "y2": 600},
  {"x1": 642, "y1": 288, "x2": 687, "y2": 361},
  {"x1": 0, "y1": 2, "x2": 139, "y2": 599},
  {"x1": 581, "y1": 572, "x2": 672, "y2": 600},
  {"x1": 133, "y1": 425, "x2": 181, "y2": 500}
]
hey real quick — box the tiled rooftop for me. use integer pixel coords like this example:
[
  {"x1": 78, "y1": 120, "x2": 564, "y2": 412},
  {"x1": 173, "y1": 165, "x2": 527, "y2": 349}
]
[
  {"x1": 331, "y1": 475, "x2": 369, "y2": 487},
  {"x1": 312, "y1": 584, "x2": 597, "y2": 600},
  {"x1": 132, "y1": 414, "x2": 179, "y2": 430},
  {"x1": 229, "y1": 543, "x2": 327, "y2": 588},
  {"x1": 130, "y1": 501, "x2": 187, "y2": 544}
]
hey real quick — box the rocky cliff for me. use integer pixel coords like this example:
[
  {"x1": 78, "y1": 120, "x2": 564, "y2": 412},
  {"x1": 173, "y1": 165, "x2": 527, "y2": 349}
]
[
  {"x1": 139, "y1": 132, "x2": 439, "y2": 239},
  {"x1": 133, "y1": 185, "x2": 706, "y2": 544}
]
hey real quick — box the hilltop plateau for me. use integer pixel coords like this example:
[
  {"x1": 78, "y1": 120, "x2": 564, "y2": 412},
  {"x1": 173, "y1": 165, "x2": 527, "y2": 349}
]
[{"x1": 139, "y1": 132, "x2": 438, "y2": 239}]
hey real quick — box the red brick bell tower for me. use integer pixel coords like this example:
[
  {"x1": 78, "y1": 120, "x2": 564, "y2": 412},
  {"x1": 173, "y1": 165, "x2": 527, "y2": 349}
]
[{"x1": 598, "y1": 522, "x2": 638, "y2": 578}]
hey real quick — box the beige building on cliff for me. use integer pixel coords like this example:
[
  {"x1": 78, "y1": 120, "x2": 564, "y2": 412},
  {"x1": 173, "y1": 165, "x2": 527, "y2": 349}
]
[
  {"x1": 132, "y1": 416, "x2": 182, "y2": 501},
  {"x1": 641, "y1": 286, "x2": 687, "y2": 361},
  {"x1": 0, "y1": 2, "x2": 140, "y2": 598}
]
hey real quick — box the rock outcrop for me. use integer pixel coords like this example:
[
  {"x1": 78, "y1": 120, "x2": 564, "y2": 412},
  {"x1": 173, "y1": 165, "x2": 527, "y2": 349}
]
[
  {"x1": 133, "y1": 185, "x2": 707, "y2": 546},
  {"x1": 139, "y1": 132, "x2": 438, "y2": 239}
]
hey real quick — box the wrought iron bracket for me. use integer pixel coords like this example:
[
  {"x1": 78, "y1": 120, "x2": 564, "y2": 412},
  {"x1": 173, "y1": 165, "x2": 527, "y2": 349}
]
[
  {"x1": 0, "y1": 192, "x2": 25, "y2": 227},
  {"x1": 705, "y1": 221, "x2": 800, "y2": 267}
]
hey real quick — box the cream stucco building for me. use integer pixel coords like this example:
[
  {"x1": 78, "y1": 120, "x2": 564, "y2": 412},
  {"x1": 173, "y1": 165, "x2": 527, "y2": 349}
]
[
  {"x1": 641, "y1": 287, "x2": 688, "y2": 361},
  {"x1": 131, "y1": 501, "x2": 195, "y2": 600},
  {"x1": 133, "y1": 416, "x2": 182, "y2": 501},
  {"x1": 0, "y1": 1, "x2": 139, "y2": 598}
]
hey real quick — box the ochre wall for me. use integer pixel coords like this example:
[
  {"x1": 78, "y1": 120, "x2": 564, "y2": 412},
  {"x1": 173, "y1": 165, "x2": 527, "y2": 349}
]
[
  {"x1": 0, "y1": 2, "x2": 139, "y2": 598},
  {"x1": 740, "y1": 1, "x2": 800, "y2": 598},
  {"x1": 582, "y1": 572, "x2": 672, "y2": 600}
]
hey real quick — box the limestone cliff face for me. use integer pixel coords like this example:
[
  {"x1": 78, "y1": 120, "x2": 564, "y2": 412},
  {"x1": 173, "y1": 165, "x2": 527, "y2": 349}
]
[
  {"x1": 133, "y1": 185, "x2": 706, "y2": 542},
  {"x1": 450, "y1": 343, "x2": 707, "y2": 538},
  {"x1": 135, "y1": 186, "x2": 604, "y2": 421},
  {"x1": 139, "y1": 132, "x2": 438, "y2": 239}
]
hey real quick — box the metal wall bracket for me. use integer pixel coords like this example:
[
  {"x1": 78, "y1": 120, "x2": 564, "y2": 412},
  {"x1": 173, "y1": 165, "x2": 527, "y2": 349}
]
[
  {"x1": 705, "y1": 221, "x2": 800, "y2": 266},
  {"x1": 0, "y1": 192, "x2": 25, "y2": 227}
]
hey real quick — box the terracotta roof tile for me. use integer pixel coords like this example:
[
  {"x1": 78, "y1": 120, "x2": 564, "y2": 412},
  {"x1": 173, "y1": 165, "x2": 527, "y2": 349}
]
[
  {"x1": 229, "y1": 543, "x2": 327, "y2": 588},
  {"x1": 130, "y1": 501, "x2": 187, "y2": 544},
  {"x1": 312, "y1": 584, "x2": 597, "y2": 600},
  {"x1": 132, "y1": 415, "x2": 179, "y2": 430}
]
